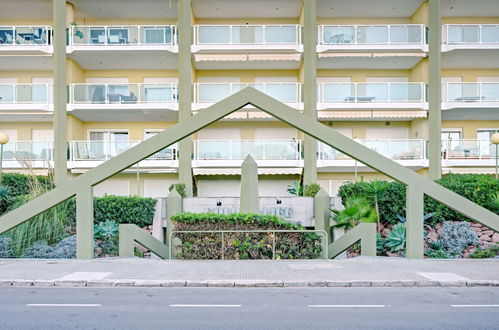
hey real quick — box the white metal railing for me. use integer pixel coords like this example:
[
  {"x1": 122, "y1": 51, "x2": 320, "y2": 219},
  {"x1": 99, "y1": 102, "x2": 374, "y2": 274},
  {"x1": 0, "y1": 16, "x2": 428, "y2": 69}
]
[
  {"x1": 1, "y1": 141, "x2": 53, "y2": 161},
  {"x1": 194, "y1": 25, "x2": 301, "y2": 45},
  {"x1": 444, "y1": 24, "x2": 499, "y2": 44},
  {"x1": 194, "y1": 139, "x2": 302, "y2": 160},
  {"x1": 443, "y1": 82, "x2": 499, "y2": 103},
  {"x1": 194, "y1": 82, "x2": 301, "y2": 103},
  {"x1": 318, "y1": 139, "x2": 427, "y2": 161},
  {"x1": 318, "y1": 82, "x2": 425, "y2": 103},
  {"x1": 69, "y1": 83, "x2": 178, "y2": 104},
  {"x1": 318, "y1": 24, "x2": 425, "y2": 45},
  {"x1": 0, "y1": 26, "x2": 51, "y2": 46},
  {"x1": 69, "y1": 140, "x2": 177, "y2": 161},
  {"x1": 442, "y1": 139, "x2": 497, "y2": 160},
  {"x1": 68, "y1": 25, "x2": 177, "y2": 46},
  {"x1": 0, "y1": 84, "x2": 53, "y2": 104}
]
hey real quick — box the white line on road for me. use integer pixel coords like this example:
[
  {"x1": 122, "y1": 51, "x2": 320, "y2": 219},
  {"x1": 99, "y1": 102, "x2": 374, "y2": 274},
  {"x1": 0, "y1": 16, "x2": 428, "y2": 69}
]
[
  {"x1": 309, "y1": 305, "x2": 386, "y2": 308},
  {"x1": 451, "y1": 305, "x2": 499, "y2": 308},
  {"x1": 170, "y1": 304, "x2": 241, "y2": 308},
  {"x1": 26, "y1": 304, "x2": 102, "y2": 307}
]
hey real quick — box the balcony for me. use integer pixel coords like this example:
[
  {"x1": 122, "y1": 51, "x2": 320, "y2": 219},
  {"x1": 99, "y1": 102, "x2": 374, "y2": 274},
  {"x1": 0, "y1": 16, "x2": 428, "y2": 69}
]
[
  {"x1": 0, "y1": 84, "x2": 53, "y2": 112},
  {"x1": 442, "y1": 139, "x2": 497, "y2": 167},
  {"x1": 0, "y1": 26, "x2": 52, "y2": 52},
  {"x1": 317, "y1": 24, "x2": 426, "y2": 51},
  {"x1": 68, "y1": 140, "x2": 178, "y2": 172},
  {"x1": 192, "y1": 139, "x2": 303, "y2": 170},
  {"x1": 193, "y1": 83, "x2": 302, "y2": 111},
  {"x1": 192, "y1": 25, "x2": 302, "y2": 53},
  {"x1": 317, "y1": 82, "x2": 427, "y2": 114},
  {"x1": 0, "y1": 141, "x2": 53, "y2": 169},
  {"x1": 442, "y1": 82, "x2": 499, "y2": 113},
  {"x1": 443, "y1": 24, "x2": 499, "y2": 51}
]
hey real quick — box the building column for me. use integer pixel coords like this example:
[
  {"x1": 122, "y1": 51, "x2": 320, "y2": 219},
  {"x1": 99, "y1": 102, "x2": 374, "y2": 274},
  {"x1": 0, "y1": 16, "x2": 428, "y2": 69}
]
[
  {"x1": 428, "y1": 0, "x2": 442, "y2": 180},
  {"x1": 302, "y1": 0, "x2": 318, "y2": 185},
  {"x1": 178, "y1": 0, "x2": 194, "y2": 196},
  {"x1": 53, "y1": 0, "x2": 68, "y2": 186}
]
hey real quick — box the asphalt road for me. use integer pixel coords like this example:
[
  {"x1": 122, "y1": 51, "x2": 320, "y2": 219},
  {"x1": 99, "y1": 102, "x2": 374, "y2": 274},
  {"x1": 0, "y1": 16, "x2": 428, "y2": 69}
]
[{"x1": 1, "y1": 287, "x2": 499, "y2": 330}]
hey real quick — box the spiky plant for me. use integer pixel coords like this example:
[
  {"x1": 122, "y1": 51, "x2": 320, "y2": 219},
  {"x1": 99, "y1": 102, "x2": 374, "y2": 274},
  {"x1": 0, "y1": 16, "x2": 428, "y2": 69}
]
[{"x1": 331, "y1": 197, "x2": 377, "y2": 230}]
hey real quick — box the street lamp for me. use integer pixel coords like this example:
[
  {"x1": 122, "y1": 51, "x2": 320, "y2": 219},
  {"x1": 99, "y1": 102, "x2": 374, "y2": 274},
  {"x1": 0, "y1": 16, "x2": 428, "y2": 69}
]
[
  {"x1": 491, "y1": 133, "x2": 499, "y2": 180},
  {"x1": 0, "y1": 132, "x2": 9, "y2": 185}
]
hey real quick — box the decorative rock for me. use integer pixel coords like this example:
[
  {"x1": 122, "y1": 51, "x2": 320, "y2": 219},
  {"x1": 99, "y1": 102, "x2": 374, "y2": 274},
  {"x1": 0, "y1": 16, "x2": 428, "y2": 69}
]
[
  {"x1": 481, "y1": 230, "x2": 494, "y2": 236},
  {"x1": 386, "y1": 252, "x2": 399, "y2": 257},
  {"x1": 381, "y1": 228, "x2": 391, "y2": 237},
  {"x1": 470, "y1": 223, "x2": 482, "y2": 228},
  {"x1": 480, "y1": 235, "x2": 492, "y2": 242},
  {"x1": 471, "y1": 227, "x2": 482, "y2": 233},
  {"x1": 427, "y1": 231, "x2": 439, "y2": 242},
  {"x1": 492, "y1": 233, "x2": 499, "y2": 243}
]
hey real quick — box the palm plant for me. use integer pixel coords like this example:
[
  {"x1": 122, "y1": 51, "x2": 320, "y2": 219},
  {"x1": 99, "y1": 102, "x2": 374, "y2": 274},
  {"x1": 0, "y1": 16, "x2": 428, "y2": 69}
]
[
  {"x1": 364, "y1": 180, "x2": 389, "y2": 233},
  {"x1": 331, "y1": 197, "x2": 377, "y2": 230},
  {"x1": 385, "y1": 223, "x2": 406, "y2": 254}
]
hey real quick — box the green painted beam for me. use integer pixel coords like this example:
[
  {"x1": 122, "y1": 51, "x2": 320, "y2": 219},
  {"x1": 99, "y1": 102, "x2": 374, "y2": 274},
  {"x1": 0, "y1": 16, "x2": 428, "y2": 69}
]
[
  {"x1": 166, "y1": 188, "x2": 183, "y2": 247},
  {"x1": 177, "y1": 0, "x2": 194, "y2": 196},
  {"x1": 240, "y1": 155, "x2": 259, "y2": 213},
  {"x1": 76, "y1": 185, "x2": 94, "y2": 259},
  {"x1": 314, "y1": 188, "x2": 331, "y2": 244},
  {"x1": 328, "y1": 223, "x2": 377, "y2": 258},
  {"x1": 405, "y1": 185, "x2": 424, "y2": 259},
  {"x1": 302, "y1": 0, "x2": 318, "y2": 185},
  {"x1": 428, "y1": 0, "x2": 442, "y2": 180},
  {"x1": 119, "y1": 224, "x2": 169, "y2": 259},
  {"x1": 52, "y1": 0, "x2": 67, "y2": 186},
  {"x1": 1, "y1": 87, "x2": 498, "y2": 259}
]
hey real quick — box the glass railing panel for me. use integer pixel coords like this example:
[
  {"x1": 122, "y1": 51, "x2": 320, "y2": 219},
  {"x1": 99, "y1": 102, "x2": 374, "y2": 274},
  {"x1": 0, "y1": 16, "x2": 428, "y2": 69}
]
[
  {"x1": 196, "y1": 141, "x2": 232, "y2": 159},
  {"x1": 442, "y1": 140, "x2": 496, "y2": 159},
  {"x1": 264, "y1": 26, "x2": 297, "y2": 44},
  {"x1": 147, "y1": 146, "x2": 177, "y2": 160},
  {"x1": 390, "y1": 25, "x2": 423, "y2": 43},
  {"x1": 357, "y1": 84, "x2": 389, "y2": 102},
  {"x1": 140, "y1": 26, "x2": 175, "y2": 44},
  {"x1": 482, "y1": 25, "x2": 499, "y2": 43},
  {"x1": 230, "y1": 26, "x2": 263, "y2": 44},
  {"x1": 481, "y1": 83, "x2": 499, "y2": 101},
  {"x1": 196, "y1": 83, "x2": 299, "y2": 103},
  {"x1": 357, "y1": 26, "x2": 389, "y2": 44},
  {"x1": 320, "y1": 83, "x2": 423, "y2": 103},
  {"x1": 2, "y1": 141, "x2": 53, "y2": 161},
  {"x1": 70, "y1": 26, "x2": 175, "y2": 45},
  {"x1": 195, "y1": 140, "x2": 300, "y2": 160},
  {"x1": 198, "y1": 26, "x2": 231, "y2": 44},
  {"x1": 71, "y1": 141, "x2": 138, "y2": 161},
  {"x1": 318, "y1": 140, "x2": 425, "y2": 160},
  {"x1": 447, "y1": 25, "x2": 480, "y2": 43},
  {"x1": 0, "y1": 85, "x2": 14, "y2": 103},
  {"x1": 321, "y1": 83, "x2": 354, "y2": 102},
  {"x1": 196, "y1": 25, "x2": 299, "y2": 45},
  {"x1": 141, "y1": 84, "x2": 177, "y2": 102},
  {"x1": 72, "y1": 84, "x2": 178, "y2": 104},
  {"x1": 321, "y1": 26, "x2": 355, "y2": 44},
  {"x1": 0, "y1": 84, "x2": 51, "y2": 104},
  {"x1": 320, "y1": 25, "x2": 423, "y2": 45},
  {"x1": 0, "y1": 26, "x2": 50, "y2": 45},
  {"x1": 196, "y1": 84, "x2": 232, "y2": 103},
  {"x1": 252, "y1": 83, "x2": 298, "y2": 103}
]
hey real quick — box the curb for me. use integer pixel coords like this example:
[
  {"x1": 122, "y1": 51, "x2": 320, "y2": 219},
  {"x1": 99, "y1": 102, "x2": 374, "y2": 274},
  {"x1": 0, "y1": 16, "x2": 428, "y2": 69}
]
[{"x1": 1, "y1": 279, "x2": 499, "y2": 288}]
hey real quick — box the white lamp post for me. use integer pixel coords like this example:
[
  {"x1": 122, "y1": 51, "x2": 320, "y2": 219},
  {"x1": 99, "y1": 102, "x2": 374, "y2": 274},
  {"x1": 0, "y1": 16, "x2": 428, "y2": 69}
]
[
  {"x1": 491, "y1": 133, "x2": 499, "y2": 180},
  {"x1": 0, "y1": 132, "x2": 9, "y2": 184}
]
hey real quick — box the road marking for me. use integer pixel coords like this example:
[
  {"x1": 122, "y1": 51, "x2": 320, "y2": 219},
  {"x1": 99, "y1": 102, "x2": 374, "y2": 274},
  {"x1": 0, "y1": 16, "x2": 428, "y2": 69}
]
[
  {"x1": 417, "y1": 272, "x2": 469, "y2": 281},
  {"x1": 170, "y1": 304, "x2": 241, "y2": 308},
  {"x1": 451, "y1": 305, "x2": 499, "y2": 308},
  {"x1": 55, "y1": 272, "x2": 112, "y2": 281},
  {"x1": 309, "y1": 305, "x2": 386, "y2": 308},
  {"x1": 26, "y1": 304, "x2": 102, "y2": 307}
]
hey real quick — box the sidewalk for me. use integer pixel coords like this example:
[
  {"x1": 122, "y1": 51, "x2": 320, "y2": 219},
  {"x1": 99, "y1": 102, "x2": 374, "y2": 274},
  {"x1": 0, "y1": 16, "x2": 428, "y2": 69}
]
[{"x1": 1, "y1": 257, "x2": 499, "y2": 288}]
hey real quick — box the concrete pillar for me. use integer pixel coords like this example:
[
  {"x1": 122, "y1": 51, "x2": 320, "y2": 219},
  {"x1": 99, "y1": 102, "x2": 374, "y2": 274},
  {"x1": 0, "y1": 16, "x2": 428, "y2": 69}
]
[
  {"x1": 76, "y1": 185, "x2": 94, "y2": 259},
  {"x1": 53, "y1": 0, "x2": 67, "y2": 186},
  {"x1": 302, "y1": 0, "x2": 318, "y2": 185},
  {"x1": 178, "y1": 0, "x2": 194, "y2": 196},
  {"x1": 406, "y1": 185, "x2": 424, "y2": 259},
  {"x1": 314, "y1": 188, "x2": 331, "y2": 243},
  {"x1": 240, "y1": 155, "x2": 259, "y2": 213},
  {"x1": 166, "y1": 189, "x2": 182, "y2": 247},
  {"x1": 428, "y1": 0, "x2": 442, "y2": 180}
]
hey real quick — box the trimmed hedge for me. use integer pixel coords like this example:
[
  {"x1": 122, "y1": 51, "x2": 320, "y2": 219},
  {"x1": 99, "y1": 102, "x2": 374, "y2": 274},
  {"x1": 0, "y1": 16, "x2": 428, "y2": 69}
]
[
  {"x1": 170, "y1": 213, "x2": 323, "y2": 260},
  {"x1": 338, "y1": 174, "x2": 499, "y2": 226},
  {"x1": 93, "y1": 195, "x2": 157, "y2": 227},
  {"x1": 1, "y1": 173, "x2": 52, "y2": 197}
]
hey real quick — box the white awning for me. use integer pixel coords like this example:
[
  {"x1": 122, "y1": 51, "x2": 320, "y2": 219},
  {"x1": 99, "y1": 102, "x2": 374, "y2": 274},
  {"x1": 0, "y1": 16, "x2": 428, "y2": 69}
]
[
  {"x1": 443, "y1": 167, "x2": 495, "y2": 174},
  {"x1": 318, "y1": 52, "x2": 426, "y2": 58},
  {"x1": 194, "y1": 54, "x2": 301, "y2": 62},
  {"x1": 318, "y1": 110, "x2": 427, "y2": 119},
  {"x1": 193, "y1": 168, "x2": 303, "y2": 176}
]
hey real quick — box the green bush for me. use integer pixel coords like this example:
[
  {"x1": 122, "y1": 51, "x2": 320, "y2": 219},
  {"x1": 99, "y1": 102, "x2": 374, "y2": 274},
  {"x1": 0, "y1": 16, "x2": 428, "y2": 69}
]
[
  {"x1": 170, "y1": 213, "x2": 323, "y2": 260},
  {"x1": 168, "y1": 183, "x2": 187, "y2": 198},
  {"x1": 331, "y1": 197, "x2": 377, "y2": 230},
  {"x1": 94, "y1": 195, "x2": 157, "y2": 227},
  {"x1": 1, "y1": 173, "x2": 52, "y2": 198},
  {"x1": 303, "y1": 184, "x2": 321, "y2": 197},
  {"x1": 338, "y1": 174, "x2": 499, "y2": 225}
]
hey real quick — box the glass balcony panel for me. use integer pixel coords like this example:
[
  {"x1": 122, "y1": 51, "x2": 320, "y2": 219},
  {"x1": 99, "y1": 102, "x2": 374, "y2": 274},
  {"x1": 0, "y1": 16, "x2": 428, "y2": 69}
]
[
  {"x1": 390, "y1": 25, "x2": 422, "y2": 43},
  {"x1": 322, "y1": 26, "x2": 355, "y2": 44},
  {"x1": 388, "y1": 140, "x2": 424, "y2": 160},
  {"x1": 141, "y1": 26, "x2": 174, "y2": 44},
  {"x1": 357, "y1": 26, "x2": 388, "y2": 44},
  {"x1": 264, "y1": 26, "x2": 297, "y2": 44},
  {"x1": 448, "y1": 25, "x2": 480, "y2": 43},
  {"x1": 197, "y1": 84, "x2": 231, "y2": 102},
  {"x1": 482, "y1": 25, "x2": 499, "y2": 43},
  {"x1": 481, "y1": 83, "x2": 499, "y2": 101},
  {"x1": 230, "y1": 26, "x2": 264, "y2": 44},
  {"x1": 322, "y1": 83, "x2": 354, "y2": 102},
  {"x1": 0, "y1": 28, "x2": 15, "y2": 45},
  {"x1": 2, "y1": 141, "x2": 52, "y2": 161},
  {"x1": 257, "y1": 84, "x2": 298, "y2": 103},
  {"x1": 445, "y1": 140, "x2": 482, "y2": 159},
  {"x1": 108, "y1": 28, "x2": 130, "y2": 44},
  {"x1": 198, "y1": 26, "x2": 231, "y2": 44},
  {"x1": 359, "y1": 84, "x2": 389, "y2": 102},
  {"x1": 0, "y1": 85, "x2": 14, "y2": 103},
  {"x1": 88, "y1": 27, "x2": 106, "y2": 45},
  {"x1": 72, "y1": 141, "x2": 137, "y2": 161},
  {"x1": 196, "y1": 141, "x2": 231, "y2": 159},
  {"x1": 13, "y1": 26, "x2": 49, "y2": 45},
  {"x1": 142, "y1": 84, "x2": 176, "y2": 102}
]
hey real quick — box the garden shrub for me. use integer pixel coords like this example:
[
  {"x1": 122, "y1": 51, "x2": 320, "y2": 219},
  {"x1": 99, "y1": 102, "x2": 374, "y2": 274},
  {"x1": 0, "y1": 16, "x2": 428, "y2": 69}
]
[
  {"x1": 0, "y1": 236, "x2": 14, "y2": 258},
  {"x1": 303, "y1": 184, "x2": 321, "y2": 197},
  {"x1": 338, "y1": 174, "x2": 498, "y2": 225},
  {"x1": 93, "y1": 195, "x2": 157, "y2": 227},
  {"x1": 1, "y1": 173, "x2": 52, "y2": 198},
  {"x1": 439, "y1": 221, "x2": 478, "y2": 257},
  {"x1": 168, "y1": 183, "x2": 187, "y2": 198},
  {"x1": 20, "y1": 235, "x2": 77, "y2": 259},
  {"x1": 170, "y1": 213, "x2": 323, "y2": 260}
]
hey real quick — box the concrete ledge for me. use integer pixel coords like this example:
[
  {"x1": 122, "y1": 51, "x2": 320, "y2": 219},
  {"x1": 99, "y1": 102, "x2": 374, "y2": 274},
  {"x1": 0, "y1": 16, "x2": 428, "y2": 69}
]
[{"x1": 3, "y1": 279, "x2": 499, "y2": 288}]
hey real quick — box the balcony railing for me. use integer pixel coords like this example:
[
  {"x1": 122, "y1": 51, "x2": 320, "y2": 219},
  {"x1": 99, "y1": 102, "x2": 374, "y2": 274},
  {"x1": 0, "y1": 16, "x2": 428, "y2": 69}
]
[
  {"x1": 444, "y1": 24, "x2": 499, "y2": 44},
  {"x1": 443, "y1": 82, "x2": 499, "y2": 103},
  {"x1": 1, "y1": 141, "x2": 53, "y2": 161},
  {"x1": 0, "y1": 84, "x2": 53, "y2": 104},
  {"x1": 194, "y1": 83, "x2": 301, "y2": 103},
  {"x1": 318, "y1": 139, "x2": 427, "y2": 161},
  {"x1": 69, "y1": 141, "x2": 177, "y2": 161},
  {"x1": 0, "y1": 26, "x2": 51, "y2": 46},
  {"x1": 442, "y1": 139, "x2": 497, "y2": 160},
  {"x1": 318, "y1": 24, "x2": 425, "y2": 45},
  {"x1": 68, "y1": 25, "x2": 177, "y2": 46},
  {"x1": 318, "y1": 82, "x2": 425, "y2": 103},
  {"x1": 69, "y1": 83, "x2": 178, "y2": 104},
  {"x1": 194, "y1": 140, "x2": 301, "y2": 160},
  {"x1": 194, "y1": 25, "x2": 301, "y2": 45}
]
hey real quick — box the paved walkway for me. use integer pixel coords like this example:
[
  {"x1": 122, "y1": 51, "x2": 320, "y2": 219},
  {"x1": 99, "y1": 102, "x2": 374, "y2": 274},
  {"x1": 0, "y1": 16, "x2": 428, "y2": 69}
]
[{"x1": 1, "y1": 257, "x2": 499, "y2": 287}]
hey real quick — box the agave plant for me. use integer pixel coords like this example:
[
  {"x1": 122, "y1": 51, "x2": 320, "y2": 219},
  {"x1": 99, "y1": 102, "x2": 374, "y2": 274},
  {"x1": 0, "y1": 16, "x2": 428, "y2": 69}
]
[
  {"x1": 94, "y1": 220, "x2": 119, "y2": 241},
  {"x1": 385, "y1": 223, "x2": 406, "y2": 254},
  {"x1": 331, "y1": 197, "x2": 377, "y2": 230}
]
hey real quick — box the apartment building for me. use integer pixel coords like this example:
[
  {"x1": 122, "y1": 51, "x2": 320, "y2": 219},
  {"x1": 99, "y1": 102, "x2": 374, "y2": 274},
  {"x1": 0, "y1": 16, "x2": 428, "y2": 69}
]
[{"x1": 0, "y1": 0, "x2": 498, "y2": 199}]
